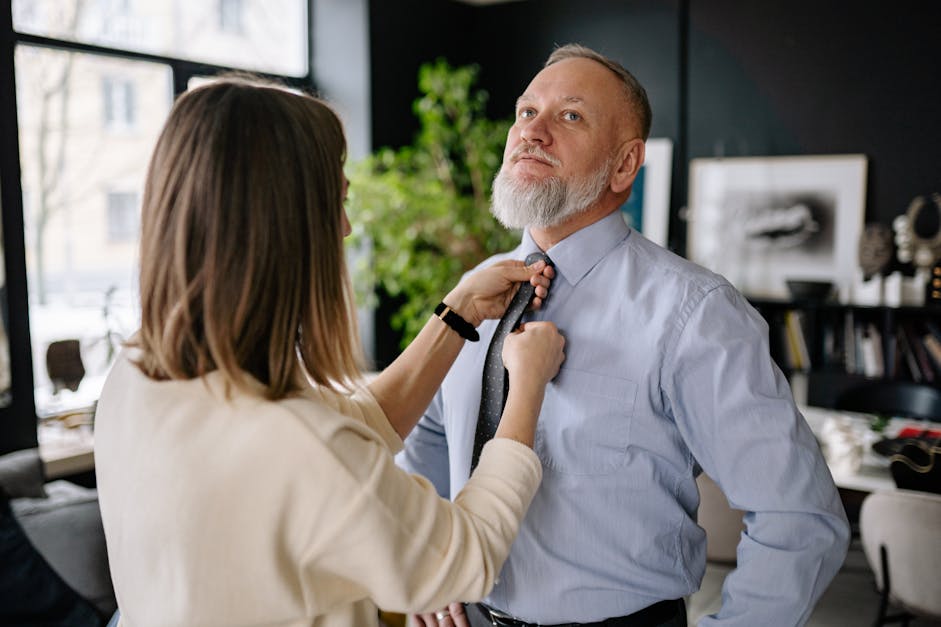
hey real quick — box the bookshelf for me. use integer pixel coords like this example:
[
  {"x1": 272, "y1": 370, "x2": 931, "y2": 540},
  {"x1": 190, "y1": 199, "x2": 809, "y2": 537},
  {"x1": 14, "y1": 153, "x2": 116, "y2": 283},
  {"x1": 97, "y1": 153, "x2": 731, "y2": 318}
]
[{"x1": 749, "y1": 298, "x2": 941, "y2": 408}]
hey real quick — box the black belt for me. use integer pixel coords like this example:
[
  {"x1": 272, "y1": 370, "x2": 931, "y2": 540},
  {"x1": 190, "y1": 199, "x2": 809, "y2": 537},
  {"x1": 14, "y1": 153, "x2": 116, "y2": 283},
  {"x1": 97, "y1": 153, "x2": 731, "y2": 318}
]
[{"x1": 475, "y1": 599, "x2": 683, "y2": 627}]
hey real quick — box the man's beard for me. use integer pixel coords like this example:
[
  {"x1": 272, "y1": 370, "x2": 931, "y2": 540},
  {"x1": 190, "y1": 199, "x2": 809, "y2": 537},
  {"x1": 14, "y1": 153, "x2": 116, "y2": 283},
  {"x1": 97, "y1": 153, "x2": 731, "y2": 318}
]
[{"x1": 490, "y1": 146, "x2": 614, "y2": 230}]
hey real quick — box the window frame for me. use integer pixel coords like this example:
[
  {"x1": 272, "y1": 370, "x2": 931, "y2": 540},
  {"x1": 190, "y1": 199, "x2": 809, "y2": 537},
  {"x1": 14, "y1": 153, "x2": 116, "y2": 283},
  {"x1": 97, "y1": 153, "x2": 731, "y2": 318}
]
[{"x1": 0, "y1": 0, "x2": 316, "y2": 454}]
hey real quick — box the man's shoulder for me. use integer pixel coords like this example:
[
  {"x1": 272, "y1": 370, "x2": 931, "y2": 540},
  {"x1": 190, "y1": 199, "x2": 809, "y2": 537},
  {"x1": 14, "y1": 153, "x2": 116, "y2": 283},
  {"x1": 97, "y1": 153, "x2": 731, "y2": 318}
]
[{"x1": 623, "y1": 233, "x2": 730, "y2": 295}]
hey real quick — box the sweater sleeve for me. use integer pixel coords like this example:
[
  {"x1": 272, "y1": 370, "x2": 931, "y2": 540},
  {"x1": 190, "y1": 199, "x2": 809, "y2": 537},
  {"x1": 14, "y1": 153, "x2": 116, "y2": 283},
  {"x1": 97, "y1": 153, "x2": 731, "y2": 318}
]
[
  {"x1": 300, "y1": 429, "x2": 542, "y2": 615},
  {"x1": 302, "y1": 383, "x2": 404, "y2": 454}
]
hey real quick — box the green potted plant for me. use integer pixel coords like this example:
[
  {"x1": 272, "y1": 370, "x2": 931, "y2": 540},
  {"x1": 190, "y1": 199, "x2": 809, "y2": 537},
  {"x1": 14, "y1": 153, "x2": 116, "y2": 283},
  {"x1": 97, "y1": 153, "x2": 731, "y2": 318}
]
[{"x1": 347, "y1": 59, "x2": 519, "y2": 348}]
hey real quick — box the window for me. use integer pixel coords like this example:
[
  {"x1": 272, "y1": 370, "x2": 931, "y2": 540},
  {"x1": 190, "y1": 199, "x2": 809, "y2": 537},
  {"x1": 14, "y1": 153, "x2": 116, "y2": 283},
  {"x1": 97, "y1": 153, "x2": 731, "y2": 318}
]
[
  {"x1": 98, "y1": 0, "x2": 139, "y2": 45},
  {"x1": 102, "y1": 76, "x2": 136, "y2": 130},
  {"x1": 16, "y1": 46, "x2": 172, "y2": 414},
  {"x1": 13, "y1": 0, "x2": 309, "y2": 77},
  {"x1": 219, "y1": 0, "x2": 244, "y2": 34},
  {"x1": 106, "y1": 191, "x2": 139, "y2": 242},
  {"x1": 3, "y1": 0, "x2": 315, "y2": 425}
]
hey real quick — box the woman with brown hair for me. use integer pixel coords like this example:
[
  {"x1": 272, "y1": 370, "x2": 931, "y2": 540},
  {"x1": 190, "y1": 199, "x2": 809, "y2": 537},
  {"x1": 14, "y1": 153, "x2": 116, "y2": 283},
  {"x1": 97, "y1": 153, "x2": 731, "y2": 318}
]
[{"x1": 93, "y1": 77, "x2": 564, "y2": 626}]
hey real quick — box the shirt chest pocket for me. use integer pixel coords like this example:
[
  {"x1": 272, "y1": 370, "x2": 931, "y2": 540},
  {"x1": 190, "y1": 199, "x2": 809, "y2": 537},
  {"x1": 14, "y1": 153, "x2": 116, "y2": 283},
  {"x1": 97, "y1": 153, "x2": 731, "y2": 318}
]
[{"x1": 535, "y1": 367, "x2": 637, "y2": 475}]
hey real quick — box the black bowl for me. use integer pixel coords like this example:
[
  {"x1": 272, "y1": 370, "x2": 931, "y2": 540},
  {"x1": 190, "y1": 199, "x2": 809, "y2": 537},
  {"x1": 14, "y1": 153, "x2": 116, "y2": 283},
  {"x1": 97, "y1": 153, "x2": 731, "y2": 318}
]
[{"x1": 786, "y1": 280, "x2": 834, "y2": 301}]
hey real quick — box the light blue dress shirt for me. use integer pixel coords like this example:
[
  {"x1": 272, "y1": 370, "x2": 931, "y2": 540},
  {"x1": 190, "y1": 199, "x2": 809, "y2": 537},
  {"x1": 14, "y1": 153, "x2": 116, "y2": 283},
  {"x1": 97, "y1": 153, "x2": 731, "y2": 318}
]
[{"x1": 397, "y1": 211, "x2": 849, "y2": 625}]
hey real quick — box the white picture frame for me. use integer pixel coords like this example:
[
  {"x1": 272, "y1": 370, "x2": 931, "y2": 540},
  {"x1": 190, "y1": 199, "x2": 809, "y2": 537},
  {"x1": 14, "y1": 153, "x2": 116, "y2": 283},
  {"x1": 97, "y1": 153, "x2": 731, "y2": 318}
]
[
  {"x1": 686, "y1": 154, "x2": 867, "y2": 300},
  {"x1": 620, "y1": 138, "x2": 673, "y2": 247}
]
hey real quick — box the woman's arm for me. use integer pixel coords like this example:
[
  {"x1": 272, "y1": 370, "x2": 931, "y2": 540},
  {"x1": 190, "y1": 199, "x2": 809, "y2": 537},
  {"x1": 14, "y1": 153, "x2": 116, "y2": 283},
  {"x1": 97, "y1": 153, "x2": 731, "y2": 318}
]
[
  {"x1": 309, "y1": 320, "x2": 563, "y2": 617},
  {"x1": 368, "y1": 260, "x2": 552, "y2": 440}
]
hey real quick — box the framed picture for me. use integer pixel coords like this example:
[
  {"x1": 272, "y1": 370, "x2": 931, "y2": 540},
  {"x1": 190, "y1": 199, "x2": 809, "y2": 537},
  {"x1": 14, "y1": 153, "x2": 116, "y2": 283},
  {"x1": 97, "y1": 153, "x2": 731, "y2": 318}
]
[
  {"x1": 687, "y1": 154, "x2": 867, "y2": 299},
  {"x1": 620, "y1": 138, "x2": 673, "y2": 247}
]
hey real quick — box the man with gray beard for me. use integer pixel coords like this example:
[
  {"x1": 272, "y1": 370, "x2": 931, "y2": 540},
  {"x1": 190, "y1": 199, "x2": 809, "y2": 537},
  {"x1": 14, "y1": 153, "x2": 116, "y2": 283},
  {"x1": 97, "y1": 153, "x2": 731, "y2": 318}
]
[{"x1": 399, "y1": 44, "x2": 848, "y2": 627}]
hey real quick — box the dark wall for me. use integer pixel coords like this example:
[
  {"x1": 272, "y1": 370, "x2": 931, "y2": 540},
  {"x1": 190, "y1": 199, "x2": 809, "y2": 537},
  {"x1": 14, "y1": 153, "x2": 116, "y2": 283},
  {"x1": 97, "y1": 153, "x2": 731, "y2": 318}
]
[
  {"x1": 366, "y1": 0, "x2": 941, "y2": 361},
  {"x1": 369, "y1": 0, "x2": 682, "y2": 182},
  {"x1": 687, "y1": 1, "x2": 941, "y2": 227},
  {"x1": 369, "y1": 0, "x2": 477, "y2": 150},
  {"x1": 468, "y1": 0, "x2": 683, "y2": 247},
  {"x1": 466, "y1": 0, "x2": 681, "y2": 137},
  {"x1": 369, "y1": 0, "x2": 941, "y2": 229},
  {"x1": 367, "y1": 0, "x2": 682, "y2": 364}
]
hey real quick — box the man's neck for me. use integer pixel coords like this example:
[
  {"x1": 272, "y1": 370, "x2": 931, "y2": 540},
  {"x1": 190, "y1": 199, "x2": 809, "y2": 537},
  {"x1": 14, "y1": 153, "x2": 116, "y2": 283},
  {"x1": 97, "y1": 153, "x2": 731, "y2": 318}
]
[{"x1": 529, "y1": 204, "x2": 619, "y2": 251}]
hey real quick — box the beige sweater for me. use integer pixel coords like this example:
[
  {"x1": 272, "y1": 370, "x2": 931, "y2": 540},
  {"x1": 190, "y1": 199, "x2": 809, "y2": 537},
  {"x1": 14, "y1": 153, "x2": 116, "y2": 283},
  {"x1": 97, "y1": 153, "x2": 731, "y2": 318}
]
[{"x1": 95, "y1": 351, "x2": 542, "y2": 626}]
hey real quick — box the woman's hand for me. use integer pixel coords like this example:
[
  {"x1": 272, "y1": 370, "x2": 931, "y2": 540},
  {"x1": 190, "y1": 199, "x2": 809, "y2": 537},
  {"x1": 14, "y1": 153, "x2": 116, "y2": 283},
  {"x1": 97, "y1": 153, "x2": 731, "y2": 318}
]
[
  {"x1": 493, "y1": 321, "x2": 565, "y2": 448},
  {"x1": 443, "y1": 259, "x2": 554, "y2": 328},
  {"x1": 412, "y1": 602, "x2": 469, "y2": 627},
  {"x1": 502, "y1": 322, "x2": 565, "y2": 389}
]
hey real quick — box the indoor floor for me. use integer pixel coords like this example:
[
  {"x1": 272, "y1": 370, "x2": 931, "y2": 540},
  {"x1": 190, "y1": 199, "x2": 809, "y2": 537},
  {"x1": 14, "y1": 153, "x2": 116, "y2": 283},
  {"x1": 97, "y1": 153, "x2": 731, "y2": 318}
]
[{"x1": 688, "y1": 538, "x2": 941, "y2": 626}]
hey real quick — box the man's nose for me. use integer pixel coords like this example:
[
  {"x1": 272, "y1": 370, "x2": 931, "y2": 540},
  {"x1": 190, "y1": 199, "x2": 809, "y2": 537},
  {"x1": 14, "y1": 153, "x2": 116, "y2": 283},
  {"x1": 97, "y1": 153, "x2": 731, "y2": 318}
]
[{"x1": 519, "y1": 114, "x2": 551, "y2": 144}]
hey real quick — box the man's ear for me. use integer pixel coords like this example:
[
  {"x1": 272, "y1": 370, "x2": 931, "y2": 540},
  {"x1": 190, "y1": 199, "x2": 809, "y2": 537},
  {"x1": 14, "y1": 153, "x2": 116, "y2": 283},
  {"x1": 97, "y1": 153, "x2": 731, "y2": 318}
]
[{"x1": 610, "y1": 139, "x2": 646, "y2": 194}]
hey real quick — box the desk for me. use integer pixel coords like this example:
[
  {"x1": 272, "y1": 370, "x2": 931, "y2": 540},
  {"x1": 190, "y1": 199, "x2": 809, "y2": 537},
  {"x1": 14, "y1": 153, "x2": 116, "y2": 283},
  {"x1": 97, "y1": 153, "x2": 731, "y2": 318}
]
[
  {"x1": 38, "y1": 422, "x2": 95, "y2": 480},
  {"x1": 798, "y1": 404, "x2": 937, "y2": 493},
  {"x1": 800, "y1": 404, "x2": 892, "y2": 492}
]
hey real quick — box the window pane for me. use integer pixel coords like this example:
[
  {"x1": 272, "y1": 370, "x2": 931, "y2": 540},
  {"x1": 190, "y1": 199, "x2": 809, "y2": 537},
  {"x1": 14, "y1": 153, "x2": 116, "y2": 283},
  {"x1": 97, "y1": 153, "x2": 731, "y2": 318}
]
[
  {"x1": 13, "y1": 0, "x2": 308, "y2": 77},
  {"x1": 15, "y1": 45, "x2": 172, "y2": 415}
]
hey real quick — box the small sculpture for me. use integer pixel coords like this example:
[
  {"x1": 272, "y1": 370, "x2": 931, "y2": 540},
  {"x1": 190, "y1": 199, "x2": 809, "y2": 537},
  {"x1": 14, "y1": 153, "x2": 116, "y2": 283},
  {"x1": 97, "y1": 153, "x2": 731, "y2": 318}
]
[
  {"x1": 857, "y1": 223, "x2": 894, "y2": 279},
  {"x1": 893, "y1": 193, "x2": 941, "y2": 271}
]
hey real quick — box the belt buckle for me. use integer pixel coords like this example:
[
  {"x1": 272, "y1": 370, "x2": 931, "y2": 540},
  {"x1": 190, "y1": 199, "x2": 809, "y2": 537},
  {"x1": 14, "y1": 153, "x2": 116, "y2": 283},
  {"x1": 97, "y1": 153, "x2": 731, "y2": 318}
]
[{"x1": 486, "y1": 606, "x2": 530, "y2": 627}]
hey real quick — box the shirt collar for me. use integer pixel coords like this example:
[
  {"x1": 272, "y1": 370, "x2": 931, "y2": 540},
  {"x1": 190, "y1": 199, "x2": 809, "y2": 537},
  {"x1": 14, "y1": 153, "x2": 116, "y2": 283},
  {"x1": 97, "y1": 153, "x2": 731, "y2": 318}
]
[{"x1": 519, "y1": 211, "x2": 631, "y2": 286}]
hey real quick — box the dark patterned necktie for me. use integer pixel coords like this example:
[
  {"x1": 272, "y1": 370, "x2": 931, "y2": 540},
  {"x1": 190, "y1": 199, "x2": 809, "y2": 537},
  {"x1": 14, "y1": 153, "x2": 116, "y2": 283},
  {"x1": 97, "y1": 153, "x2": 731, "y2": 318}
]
[{"x1": 471, "y1": 252, "x2": 553, "y2": 471}]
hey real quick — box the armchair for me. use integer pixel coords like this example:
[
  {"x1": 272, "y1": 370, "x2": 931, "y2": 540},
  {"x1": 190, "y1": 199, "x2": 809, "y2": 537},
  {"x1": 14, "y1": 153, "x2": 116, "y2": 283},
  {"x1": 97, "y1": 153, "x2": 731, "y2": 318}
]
[{"x1": 859, "y1": 489, "x2": 941, "y2": 626}]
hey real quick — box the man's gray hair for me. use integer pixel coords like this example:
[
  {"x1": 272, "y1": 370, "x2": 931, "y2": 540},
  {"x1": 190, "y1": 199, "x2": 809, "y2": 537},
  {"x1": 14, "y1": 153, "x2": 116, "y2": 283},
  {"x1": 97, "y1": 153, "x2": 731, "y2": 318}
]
[{"x1": 546, "y1": 43, "x2": 652, "y2": 141}]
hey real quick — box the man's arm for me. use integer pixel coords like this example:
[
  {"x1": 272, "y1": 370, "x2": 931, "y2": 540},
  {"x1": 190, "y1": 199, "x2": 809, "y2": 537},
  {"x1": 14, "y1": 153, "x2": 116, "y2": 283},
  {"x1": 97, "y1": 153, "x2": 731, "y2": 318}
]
[
  {"x1": 664, "y1": 285, "x2": 850, "y2": 626},
  {"x1": 395, "y1": 390, "x2": 451, "y2": 499}
]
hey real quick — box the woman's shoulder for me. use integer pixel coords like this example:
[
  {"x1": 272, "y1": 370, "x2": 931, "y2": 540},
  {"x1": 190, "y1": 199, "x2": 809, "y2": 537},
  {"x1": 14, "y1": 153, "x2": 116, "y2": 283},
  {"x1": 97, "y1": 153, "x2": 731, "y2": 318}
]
[{"x1": 276, "y1": 385, "x2": 387, "y2": 446}]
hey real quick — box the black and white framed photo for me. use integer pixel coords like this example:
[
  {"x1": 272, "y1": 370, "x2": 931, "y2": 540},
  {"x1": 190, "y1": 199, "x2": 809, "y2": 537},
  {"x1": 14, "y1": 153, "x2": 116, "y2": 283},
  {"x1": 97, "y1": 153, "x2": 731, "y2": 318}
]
[{"x1": 686, "y1": 155, "x2": 867, "y2": 300}]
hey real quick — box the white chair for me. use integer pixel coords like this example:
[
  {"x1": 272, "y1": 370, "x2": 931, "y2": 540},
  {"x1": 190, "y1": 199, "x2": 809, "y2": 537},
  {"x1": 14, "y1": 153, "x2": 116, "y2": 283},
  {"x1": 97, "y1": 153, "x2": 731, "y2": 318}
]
[
  {"x1": 859, "y1": 489, "x2": 941, "y2": 626},
  {"x1": 696, "y1": 473, "x2": 745, "y2": 563}
]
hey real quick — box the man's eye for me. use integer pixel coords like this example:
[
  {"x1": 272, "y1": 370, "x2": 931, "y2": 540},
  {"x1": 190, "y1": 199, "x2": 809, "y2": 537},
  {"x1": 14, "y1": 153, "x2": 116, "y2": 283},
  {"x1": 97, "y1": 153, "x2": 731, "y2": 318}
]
[
  {"x1": 518, "y1": 108, "x2": 536, "y2": 119},
  {"x1": 562, "y1": 111, "x2": 581, "y2": 122}
]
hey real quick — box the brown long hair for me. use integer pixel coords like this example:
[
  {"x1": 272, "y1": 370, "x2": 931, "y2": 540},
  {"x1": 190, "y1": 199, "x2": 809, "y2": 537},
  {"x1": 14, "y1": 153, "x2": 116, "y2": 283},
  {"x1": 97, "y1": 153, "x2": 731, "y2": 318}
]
[{"x1": 134, "y1": 77, "x2": 361, "y2": 399}]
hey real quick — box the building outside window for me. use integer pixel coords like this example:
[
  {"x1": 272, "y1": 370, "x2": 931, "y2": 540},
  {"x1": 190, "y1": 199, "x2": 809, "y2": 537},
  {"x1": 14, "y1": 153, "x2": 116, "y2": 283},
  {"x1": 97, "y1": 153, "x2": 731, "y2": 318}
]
[
  {"x1": 219, "y1": 0, "x2": 244, "y2": 34},
  {"x1": 102, "y1": 75, "x2": 136, "y2": 131},
  {"x1": 98, "y1": 0, "x2": 140, "y2": 48},
  {"x1": 106, "y1": 191, "x2": 139, "y2": 242},
  {"x1": 8, "y1": 0, "x2": 311, "y2": 417}
]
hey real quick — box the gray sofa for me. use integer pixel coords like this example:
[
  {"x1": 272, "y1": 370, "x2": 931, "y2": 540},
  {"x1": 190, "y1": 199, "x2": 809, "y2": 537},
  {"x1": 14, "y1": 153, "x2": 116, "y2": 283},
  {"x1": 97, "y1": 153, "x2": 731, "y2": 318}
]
[{"x1": 0, "y1": 447, "x2": 116, "y2": 621}]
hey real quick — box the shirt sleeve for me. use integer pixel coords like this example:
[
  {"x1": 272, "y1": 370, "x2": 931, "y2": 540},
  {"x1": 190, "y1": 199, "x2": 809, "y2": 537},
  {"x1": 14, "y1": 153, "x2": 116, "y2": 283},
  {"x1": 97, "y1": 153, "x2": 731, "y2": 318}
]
[
  {"x1": 662, "y1": 285, "x2": 850, "y2": 626},
  {"x1": 395, "y1": 389, "x2": 452, "y2": 499},
  {"x1": 303, "y1": 423, "x2": 542, "y2": 615}
]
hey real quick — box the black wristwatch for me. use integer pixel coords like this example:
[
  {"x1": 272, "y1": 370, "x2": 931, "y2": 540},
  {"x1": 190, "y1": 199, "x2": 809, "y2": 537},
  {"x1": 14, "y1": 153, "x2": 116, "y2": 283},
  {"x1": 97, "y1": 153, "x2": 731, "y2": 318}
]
[{"x1": 434, "y1": 302, "x2": 480, "y2": 342}]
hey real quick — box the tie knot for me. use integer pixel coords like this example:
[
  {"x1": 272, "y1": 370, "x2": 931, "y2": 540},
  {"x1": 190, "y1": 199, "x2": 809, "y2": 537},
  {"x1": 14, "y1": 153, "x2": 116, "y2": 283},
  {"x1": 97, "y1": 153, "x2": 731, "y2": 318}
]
[{"x1": 525, "y1": 251, "x2": 553, "y2": 271}]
